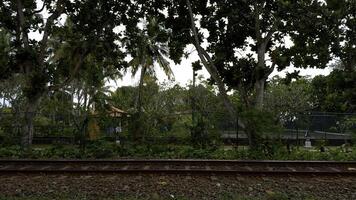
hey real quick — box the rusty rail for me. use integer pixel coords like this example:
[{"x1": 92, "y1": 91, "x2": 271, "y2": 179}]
[{"x1": 0, "y1": 159, "x2": 355, "y2": 175}]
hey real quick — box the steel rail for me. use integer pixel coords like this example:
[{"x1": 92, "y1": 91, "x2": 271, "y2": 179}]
[{"x1": 0, "y1": 159, "x2": 355, "y2": 175}]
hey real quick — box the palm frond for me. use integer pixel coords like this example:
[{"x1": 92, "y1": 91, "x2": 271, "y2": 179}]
[{"x1": 157, "y1": 53, "x2": 173, "y2": 80}]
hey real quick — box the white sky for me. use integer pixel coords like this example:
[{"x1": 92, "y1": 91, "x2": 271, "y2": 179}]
[
  {"x1": 115, "y1": 48, "x2": 332, "y2": 89},
  {"x1": 30, "y1": 0, "x2": 332, "y2": 91}
]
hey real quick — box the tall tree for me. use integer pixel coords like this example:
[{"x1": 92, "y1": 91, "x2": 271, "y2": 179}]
[
  {"x1": 298, "y1": 0, "x2": 356, "y2": 113},
  {"x1": 312, "y1": 69, "x2": 356, "y2": 113},
  {"x1": 164, "y1": 0, "x2": 338, "y2": 147},
  {"x1": 265, "y1": 76, "x2": 313, "y2": 123},
  {"x1": 325, "y1": 0, "x2": 355, "y2": 72},
  {"x1": 127, "y1": 17, "x2": 173, "y2": 115},
  {"x1": 186, "y1": 0, "x2": 241, "y2": 126},
  {"x1": 0, "y1": 0, "x2": 132, "y2": 147}
]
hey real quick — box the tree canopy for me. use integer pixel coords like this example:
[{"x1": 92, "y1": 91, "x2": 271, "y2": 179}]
[{"x1": 0, "y1": 0, "x2": 355, "y2": 148}]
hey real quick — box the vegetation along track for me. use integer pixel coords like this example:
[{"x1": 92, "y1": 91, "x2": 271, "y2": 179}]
[{"x1": 0, "y1": 159, "x2": 355, "y2": 175}]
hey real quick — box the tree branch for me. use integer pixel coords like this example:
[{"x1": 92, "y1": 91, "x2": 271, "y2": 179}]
[
  {"x1": 262, "y1": 19, "x2": 278, "y2": 49},
  {"x1": 263, "y1": 62, "x2": 276, "y2": 80},
  {"x1": 30, "y1": 0, "x2": 48, "y2": 15},
  {"x1": 265, "y1": 28, "x2": 275, "y2": 44},
  {"x1": 186, "y1": 0, "x2": 245, "y2": 129},
  {"x1": 16, "y1": 0, "x2": 29, "y2": 49},
  {"x1": 48, "y1": 49, "x2": 89, "y2": 92},
  {"x1": 39, "y1": 0, "x2": 65, "y2": 64},
  {"x1": 254, "y1": 2, "x2": 262, "y2": 44}
]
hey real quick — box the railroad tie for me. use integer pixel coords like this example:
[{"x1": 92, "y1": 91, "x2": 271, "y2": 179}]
[
  {"x1": 81, "y1": 166, "x2": 90, "y2": 170},
  {"x1": 243, "y1": 166, "x2": 253, "y2": 171},
  {"x1": 287, "y1": 167, "x2": 297, "y2": 172},
  {"x1": 60, "y1": 166, "x2": 72, "y2": 170},
  {"x1": 328, "y1": 167, "x2": 341, "y2": 172},
  {"x1": 19, "y1": 165, "x2": 32, "y2": 170},
  {"x1": 266, "y1": 167, "x2": 273, "y2": 172},
  {"x1": 307, "y1": 167, "x2": 320, "y2": 172},
  {"x1": 0, "y1": 165, "x2": 12, "y2": 170},
  {"x1": 40, "y1": 166, "x2": 51, "y2": 170},
  {"x1": 121, "y1": 165, "x2": 129, "y2": 170},
  {"x1": 102, "y1": 165, "x2": 110, "y2": 170}
]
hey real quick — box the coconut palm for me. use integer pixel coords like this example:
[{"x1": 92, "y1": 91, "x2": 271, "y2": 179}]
[{"x1": 128, "y1": 17, "x2": 173, "y2": 114}]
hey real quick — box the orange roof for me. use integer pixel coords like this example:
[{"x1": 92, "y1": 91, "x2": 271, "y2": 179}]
[{"x1": 109, "y1": 105, "x2": 127, "y2": 114}]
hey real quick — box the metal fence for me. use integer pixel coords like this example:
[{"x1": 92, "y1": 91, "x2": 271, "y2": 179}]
[
  {"x1": 0, "y1": 110, "x2": 355, "y2": 146},
  {"x1": 284, "y1": 112, "x2": 356, "y2": 146}
]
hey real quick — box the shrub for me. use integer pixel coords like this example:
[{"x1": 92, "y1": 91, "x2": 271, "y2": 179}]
[
  {"x1": 0, "y1": 145, "x2": 23, "y2": 158},
  {"x1": 84, "y1": 140, "x2": 116, "y2": 158},
  {"x1": 23, "y1": 145, "x2": 81, "y2": 159}
]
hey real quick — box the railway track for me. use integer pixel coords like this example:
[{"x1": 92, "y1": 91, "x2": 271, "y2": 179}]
[{"x1": 0, "y1": 159, "x2": 355, "y2": 175}]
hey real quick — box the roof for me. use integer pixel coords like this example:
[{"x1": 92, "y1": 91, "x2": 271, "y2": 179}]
[
  {"x1": 109, "y1": 105, "x2": 127, "y2": 114},
  {"x1": 90, "y1": 104, "x2": 128, "y2": 117}
]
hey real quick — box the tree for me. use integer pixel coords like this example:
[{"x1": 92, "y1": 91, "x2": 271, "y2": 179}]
[
  {"x1": 125, "y1": 17, "x2": 174, "y2": 140},
  {"x1": 195, "y1": 0, "x2": 334, "y2": 108},
  {"x1": 311, "y1": 69, "x2": 356, "y2": 113},
  {"x1": 189, "y1": 77, "x2": 226, "y2": 146},
  {"x1": 0, "y1": 29, "x2": 11, "y2": 80},
  {"x1": 186, "y1": 0, "x2": 241, "y2": 127},
  {"x1": 265, "y1": 76, "x2": 313, "y2": 124},
  {"x1": 126, "y1": 17, "x2": 173, "y2": 114},
  {"x1": 307, "y1": 1, "x2": 356, "y2": 113},
  {"x1": 170, "y1": 0, "x2": 340, "y2": 148},
  {"x1": 326, "y1": 0, "x2": 355, "y2": 72},
  {"x1": 0, "y1": 0, "x2": 132, "y2": 148},
  {"x1": 111, "y1": 86, "x2": 136, "y2": 112}
]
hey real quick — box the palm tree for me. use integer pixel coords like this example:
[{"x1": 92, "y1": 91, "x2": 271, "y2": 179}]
[{"x1": 128, "y1": 18, "x2": 173, "y2": 114}]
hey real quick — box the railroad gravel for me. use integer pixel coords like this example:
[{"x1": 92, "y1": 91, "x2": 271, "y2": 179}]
[{"x1": 0, "y1": 174, "x2": 355, "y2": 199}]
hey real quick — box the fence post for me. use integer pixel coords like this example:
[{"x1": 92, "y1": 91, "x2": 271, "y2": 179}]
[{"x1": 235, "y1": 115, "x2": 239, "y2": 148}]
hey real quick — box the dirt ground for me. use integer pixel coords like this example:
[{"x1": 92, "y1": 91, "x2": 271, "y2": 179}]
[{"x1": 0, "y1": 173, "x2": 355, "y2": 200}]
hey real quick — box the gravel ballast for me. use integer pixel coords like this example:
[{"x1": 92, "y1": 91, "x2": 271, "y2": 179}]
[{"x1": 0, "y1": 174, "x2": 355, "y2": 200}]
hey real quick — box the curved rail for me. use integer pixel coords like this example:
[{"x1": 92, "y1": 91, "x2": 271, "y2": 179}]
[{"x1": 0, "y1": 159, "x2": 355, "y2": 175}]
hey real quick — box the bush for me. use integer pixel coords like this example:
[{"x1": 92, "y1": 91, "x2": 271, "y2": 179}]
[
  {"x1": 29, "y1": 145, "x2": 82, "y2": 159},
  {"x1": 0, "y1": 145, "x2": 23, "y2": 158},
  {"x1": 84, "y1": 140, "x2": 117, "y2": 158},
  {"x1": 0, "y1": 140, "x2": 355, "y2": 160}
]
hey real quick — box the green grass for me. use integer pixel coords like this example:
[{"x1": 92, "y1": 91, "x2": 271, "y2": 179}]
[{"x1": 0, "y1": 141, "x2": 355, "y2": 161}]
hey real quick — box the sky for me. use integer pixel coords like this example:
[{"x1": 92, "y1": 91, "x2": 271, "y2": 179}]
[
  {"x1": 30, "y1": 0, "x2": 332, "y2": 91},
  {"x1": 30, "y1": 25, "x2": 332, "y2": 90},
  {"x1": 112, "y1": 22, "x2": 332, "y2": 89},
  {"x1": 115, "y1": 45, "x2": 332, "y2": 89}
]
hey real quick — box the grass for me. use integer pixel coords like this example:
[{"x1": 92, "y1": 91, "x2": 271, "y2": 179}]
[{"x1": 0, "y1": 141, "x2": 355, "y2": 161}]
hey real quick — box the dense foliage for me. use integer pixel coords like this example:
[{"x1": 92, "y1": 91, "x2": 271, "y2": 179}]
[{"x1": 0, "y1": 0, "x2": 355, "y2": 156}]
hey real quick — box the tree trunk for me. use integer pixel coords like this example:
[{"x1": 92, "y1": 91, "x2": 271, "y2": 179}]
[
  {"x1": 71, "y1": 85, "x2": 75, "y2": 110},
  {"x1": 186, "y1": 0, "x2": 245, "y2": 129},
  {"x1": 254, "y1": 44, "x2": 267, "y2": 110},
  {"x1": 132, "y1": 66, "x2": 147, "y2": 142},
  {"x1": 192, "y1": 67, "x2": 196, "y2": 126},
  {"x1": 83, "y1": 88, "x2": 88, "y2": 112},
  {"x1": 248, "y1": 42, "x2": 271, "y2": 147},
  {"x1": 254, "y1": 79, "x2": 266, "y2": 110},
  {"x1": 200, "y1": 49, "x2": 239, "y2": 121},
  {"x1": 21, "y1": 96, "x2": 40, "y2": 149},
  {"x1": 247, "y1": 129, "x2": 260, "y2": 151},
  {"x1": 135, "y1": 66, "x2": 146, "y2": 113}
]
